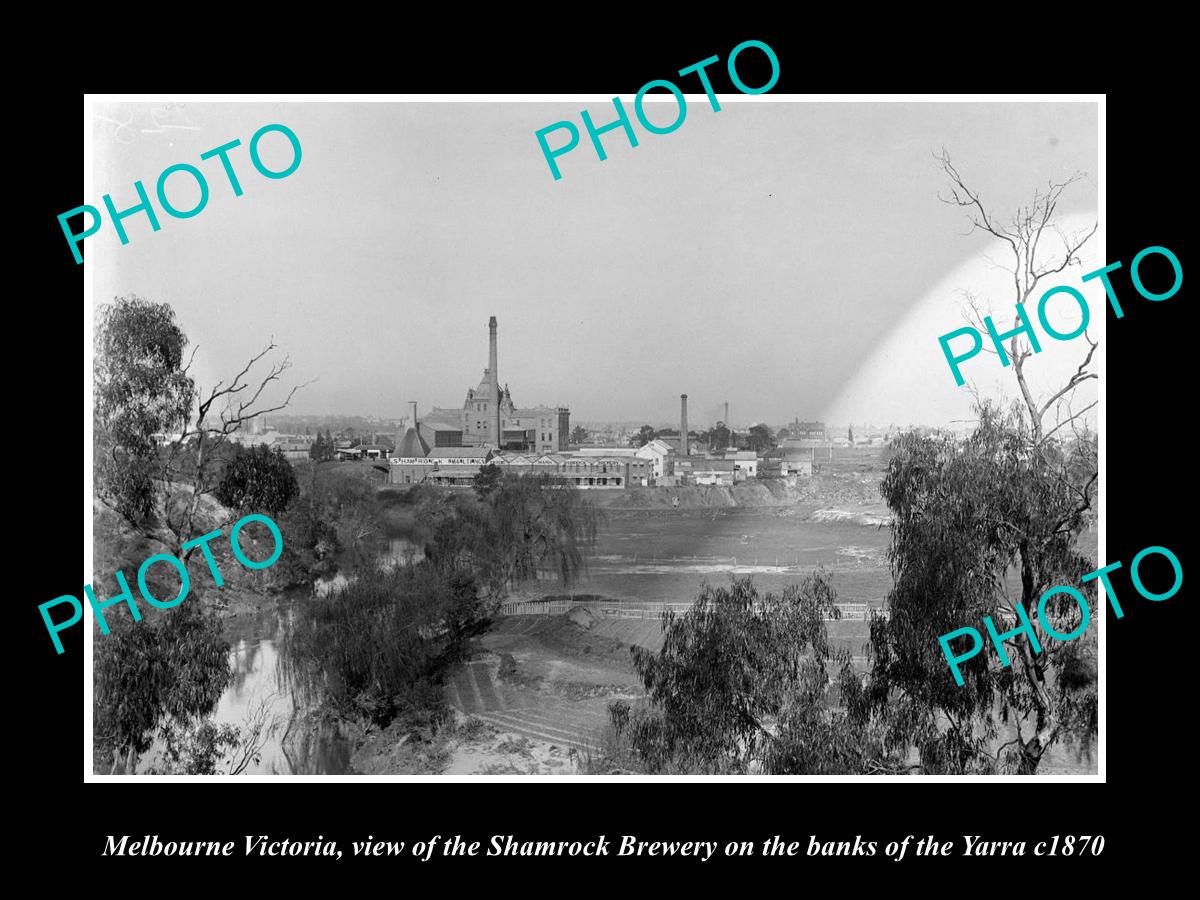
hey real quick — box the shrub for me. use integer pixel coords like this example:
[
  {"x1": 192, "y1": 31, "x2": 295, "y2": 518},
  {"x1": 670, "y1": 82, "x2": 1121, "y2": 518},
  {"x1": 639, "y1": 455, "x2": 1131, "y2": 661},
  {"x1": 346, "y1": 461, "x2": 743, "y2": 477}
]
[
  {"x1": 613, "y1": 571, "x2": 900, "y2": 774},
  {"x1": 215, "y1": 444, "x2": 299, "y2": 517}
]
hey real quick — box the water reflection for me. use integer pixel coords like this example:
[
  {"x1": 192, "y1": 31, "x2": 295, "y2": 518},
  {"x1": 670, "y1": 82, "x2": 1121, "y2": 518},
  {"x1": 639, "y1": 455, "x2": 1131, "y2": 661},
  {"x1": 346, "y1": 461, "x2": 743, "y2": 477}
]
[
  {"x1": 314, "y1": 537, "x2": 422, "y2": 597},
  {"x1": 206, "y1": 536, "x2": 421, "y2": 775}
]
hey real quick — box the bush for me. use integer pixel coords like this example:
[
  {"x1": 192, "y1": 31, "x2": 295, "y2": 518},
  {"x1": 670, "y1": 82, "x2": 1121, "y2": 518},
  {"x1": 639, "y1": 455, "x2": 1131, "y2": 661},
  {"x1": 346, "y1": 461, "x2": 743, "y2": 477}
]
[
  {"x1": 215, "y1": 444, "x2": 299, "y2": 517},
  {"x1": 94, "y1": 600, "x2": 231, "y2": 774}
]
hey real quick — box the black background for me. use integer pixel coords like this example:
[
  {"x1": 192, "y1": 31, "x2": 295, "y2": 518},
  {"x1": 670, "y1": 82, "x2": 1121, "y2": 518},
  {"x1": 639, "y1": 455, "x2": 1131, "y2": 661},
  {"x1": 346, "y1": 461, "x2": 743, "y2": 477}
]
[{"x1": 21, "y1": 22, "x2": 1189, "y2": 884}]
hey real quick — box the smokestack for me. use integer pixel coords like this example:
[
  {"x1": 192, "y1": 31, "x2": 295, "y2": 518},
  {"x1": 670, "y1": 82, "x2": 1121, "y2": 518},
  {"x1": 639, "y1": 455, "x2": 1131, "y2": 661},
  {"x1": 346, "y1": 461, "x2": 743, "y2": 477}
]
[
  {"x1": 724, "y1": 401, "x2": 729, "y2": 427},
  {"x1": 409, "y1": 401, "x2": 418, "y2": 430},
  {"x1": 489, "y1": 317, "x2": 501, "y2": 447},
  {"x1": 680, "y1": 394, "x2": 689, "y2": 457}
]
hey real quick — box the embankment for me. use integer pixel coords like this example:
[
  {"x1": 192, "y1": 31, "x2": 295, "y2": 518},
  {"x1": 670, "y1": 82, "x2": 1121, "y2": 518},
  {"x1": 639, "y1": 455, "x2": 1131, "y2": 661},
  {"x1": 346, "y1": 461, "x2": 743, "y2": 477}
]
[
  {"x1": 591, "y1": 473, "x2": 883, "y2": 510},
  {"x1": 592, "y1": 480, "x2": 810, "y2": 510}
]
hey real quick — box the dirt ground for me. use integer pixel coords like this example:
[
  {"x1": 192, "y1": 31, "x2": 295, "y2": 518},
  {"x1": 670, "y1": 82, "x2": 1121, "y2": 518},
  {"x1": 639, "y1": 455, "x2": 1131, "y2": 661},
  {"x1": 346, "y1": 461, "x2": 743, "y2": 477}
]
[
  {"x1": 350, "y1": 606, "x2": 655, "y2": 775},
  {"x1": 445, "y1": 609, "x2": 649, "y2": 752}
]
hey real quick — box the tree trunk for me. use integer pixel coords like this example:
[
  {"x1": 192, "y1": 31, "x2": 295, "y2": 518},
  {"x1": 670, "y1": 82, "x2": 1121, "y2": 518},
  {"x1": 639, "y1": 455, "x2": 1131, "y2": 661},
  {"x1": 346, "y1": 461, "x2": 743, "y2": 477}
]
[
  {"x1": 1016, "y1": 743, "x2": 1041, "y2": 774},
  {"x1": 1014, "y1": 542, "x2": 1055, "y2": 775}
]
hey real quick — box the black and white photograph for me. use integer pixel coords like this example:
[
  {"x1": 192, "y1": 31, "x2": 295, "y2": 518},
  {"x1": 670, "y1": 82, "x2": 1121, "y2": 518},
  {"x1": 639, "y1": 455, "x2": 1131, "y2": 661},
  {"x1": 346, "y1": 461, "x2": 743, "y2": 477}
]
[{"x1": 83, "y1": 96, "x2": 1102, "y2": 779}]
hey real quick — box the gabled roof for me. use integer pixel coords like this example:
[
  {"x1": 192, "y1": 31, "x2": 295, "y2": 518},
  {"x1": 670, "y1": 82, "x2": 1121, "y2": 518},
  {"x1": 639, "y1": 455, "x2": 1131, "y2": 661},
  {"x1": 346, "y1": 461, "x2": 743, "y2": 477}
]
[{"x1": 495, "y1": 453, "x2": 538, "y2": 465}]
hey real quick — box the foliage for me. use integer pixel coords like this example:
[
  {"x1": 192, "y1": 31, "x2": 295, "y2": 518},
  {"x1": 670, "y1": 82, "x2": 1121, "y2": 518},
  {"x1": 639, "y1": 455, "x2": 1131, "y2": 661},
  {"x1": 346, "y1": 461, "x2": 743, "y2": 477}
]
[
  {"x1": 424, "y1": 472, "x2": 601, "y2": 602},
  {"x1": 281, "y1": 563, "x2": 486, "y2": 725},
  {"x1": 309, "y1": 430, "x2": 336, "y2": 462},
  {"x1": 570, "y1": 425, "x2": 589, "y2": 444},
  {"x1": 93, "y1": 600, "x2": 232, "y2": 773},
  {"x1": 282, "y1": 472, "x2": 601, "y2": 730},
  {"x1": 215, "y1": 444, "x2": 299, "y2": 516},
  {"x1": 281, "y1": 463, "x2": 382, "y2": 572},
  {"x1": 863, "y1": 402, "x2": 1098, "y2": 773},
  {"x1": 709, "y1": 423, "x2": 732, "y2": 451},
  {"x1": 154, "y1": 720, "x2": 241, "y2": 775},
  {"x1": 94, "y1": 295, "x2": 195, "y2": 524},
  {"x1": 93, "y1": 294, "x2": 306, "y2": 559},
  {"x1": 842, "y1": 153, "x2": 1101, "y2": 775},
  {"x1": 145, "y1": 702, "x2": 278, "y2": 775},
  {"x1": 612, "y1": 572, "x2": 895, "y2": 774},
  {"x1": 629, "y1": 425, "x2": 657, "y2": 448},
  {"x1": 472, "y1": 463, "x2": 503, "y2": 500},
  {"x1": 92, "y1": 294, "x2": 305, "y2": 776},
  {"x1": 747, "y1": 424, "x2": 775, "y2": 453}
]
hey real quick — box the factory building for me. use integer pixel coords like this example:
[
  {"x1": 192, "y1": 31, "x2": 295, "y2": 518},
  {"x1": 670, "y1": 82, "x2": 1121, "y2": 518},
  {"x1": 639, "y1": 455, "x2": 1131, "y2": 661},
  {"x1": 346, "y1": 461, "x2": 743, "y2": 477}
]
[
  {"x1": 388, "y1": 449, "x2": 650, "y2": 489},
  {"x1": 389, "y1": 315, "x2": 652, "y2": 488},
  {"x1": 418, "y1": 317, "x2": 570, "y2": 453}
]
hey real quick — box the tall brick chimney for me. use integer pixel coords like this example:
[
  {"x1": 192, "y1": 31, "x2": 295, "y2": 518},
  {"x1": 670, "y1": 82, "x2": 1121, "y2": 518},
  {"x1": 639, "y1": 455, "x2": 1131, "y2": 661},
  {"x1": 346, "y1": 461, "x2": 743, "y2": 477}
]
[
  {"x1": 409, "y1": 401, "x2": 418, "y2": 430},
  {"x1": 489, "y1": 317, "x2": 501, "y2": 447},
  {"x1": 680, "y1": 393, "x2": 689, "y2": 457},
  {"x1": 724, "y1": 401, "x2": 729, "y2": 427}
]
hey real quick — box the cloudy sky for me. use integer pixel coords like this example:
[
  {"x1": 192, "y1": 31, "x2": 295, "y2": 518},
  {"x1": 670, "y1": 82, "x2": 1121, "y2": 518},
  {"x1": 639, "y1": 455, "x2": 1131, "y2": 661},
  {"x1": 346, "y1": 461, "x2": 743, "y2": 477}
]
[{"x1": 90, "y1": 99, "x2": 1099, "y2": 429}]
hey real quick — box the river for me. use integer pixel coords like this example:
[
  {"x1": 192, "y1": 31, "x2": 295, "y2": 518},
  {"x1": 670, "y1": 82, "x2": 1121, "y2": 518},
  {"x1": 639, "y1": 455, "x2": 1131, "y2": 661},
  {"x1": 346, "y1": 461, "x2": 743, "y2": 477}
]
[
  {"x1": 137, "y1": 510, "x2": 901, "y2": 775},
  {"x1": 136, "y1": 537, "x2": 420, "y2": 776}
]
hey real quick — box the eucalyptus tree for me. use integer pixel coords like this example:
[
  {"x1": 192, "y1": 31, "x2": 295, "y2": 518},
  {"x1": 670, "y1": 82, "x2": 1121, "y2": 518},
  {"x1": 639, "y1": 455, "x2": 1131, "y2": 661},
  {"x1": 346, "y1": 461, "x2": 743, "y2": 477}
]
[{"x1": 861, "y1": 154, "x2": 1100, "y2": 773}]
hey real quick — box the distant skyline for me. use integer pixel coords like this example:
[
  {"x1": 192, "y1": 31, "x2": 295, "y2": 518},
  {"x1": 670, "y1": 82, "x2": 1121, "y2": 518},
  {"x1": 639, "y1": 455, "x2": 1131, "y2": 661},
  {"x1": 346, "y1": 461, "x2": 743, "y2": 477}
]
[{"x1": 92, "y1": 100, "x2": 1098, "y2": 427}]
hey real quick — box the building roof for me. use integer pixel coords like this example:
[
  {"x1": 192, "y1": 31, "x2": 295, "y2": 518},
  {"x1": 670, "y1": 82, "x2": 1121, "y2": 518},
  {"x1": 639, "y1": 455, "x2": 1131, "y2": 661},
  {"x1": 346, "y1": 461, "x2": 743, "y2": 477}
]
[
  {"x1": 426, "y1": 447, "x2": 492, "y2": 460},
  {"x1": 395, "y1": 427, "x2": 430, "y2": 458},
  {"x1": 684, "y1": 459, "x2": 736, "y2": 471},
  {"x1": 569, "y1": 447, "x2": 638, "y2": 457},
  {"x1": 495, "y1": 453, "x2": 538, "y2": 466},
  {"x1": 420, "y1": 420, "x2": 464, "y2": 432}
]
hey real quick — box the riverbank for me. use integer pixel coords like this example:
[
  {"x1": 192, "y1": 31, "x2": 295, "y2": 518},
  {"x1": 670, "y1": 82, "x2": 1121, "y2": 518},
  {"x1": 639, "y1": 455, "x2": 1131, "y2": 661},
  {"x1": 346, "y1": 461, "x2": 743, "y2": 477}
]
[
  {"x1": 350, "y1": 606, "x2": 650, "y2": 774},
  {"x1": 351, "y1": 710, "x2": 584, "y2": 775}
]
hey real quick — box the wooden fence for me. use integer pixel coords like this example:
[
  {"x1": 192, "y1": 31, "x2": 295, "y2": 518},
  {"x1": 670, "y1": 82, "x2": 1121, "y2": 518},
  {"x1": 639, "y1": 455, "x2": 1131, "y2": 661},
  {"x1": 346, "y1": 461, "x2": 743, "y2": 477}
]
[{"x1": 497, "y1": 597, "x2": 885, "y2": 622}]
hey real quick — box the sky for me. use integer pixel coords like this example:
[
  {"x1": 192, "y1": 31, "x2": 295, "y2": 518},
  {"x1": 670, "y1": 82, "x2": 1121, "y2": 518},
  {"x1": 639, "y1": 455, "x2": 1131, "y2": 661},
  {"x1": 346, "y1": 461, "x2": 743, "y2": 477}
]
[{"x1": 91, "y1": 99, "x2": 1098, "y2": 429}]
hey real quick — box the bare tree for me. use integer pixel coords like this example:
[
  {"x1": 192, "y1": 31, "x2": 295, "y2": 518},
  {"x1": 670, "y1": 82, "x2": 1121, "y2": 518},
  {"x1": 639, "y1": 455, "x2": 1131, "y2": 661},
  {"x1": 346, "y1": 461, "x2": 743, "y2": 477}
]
[
  {"x1": 94, "y1": 295, "x2": 313, "y2": 561},
  {"x1": 937, "y1": 148, "x2": 1099, "y2": 443},
  {"x1": 162, "y1": 336, "x2": 314, "y2": 561}
]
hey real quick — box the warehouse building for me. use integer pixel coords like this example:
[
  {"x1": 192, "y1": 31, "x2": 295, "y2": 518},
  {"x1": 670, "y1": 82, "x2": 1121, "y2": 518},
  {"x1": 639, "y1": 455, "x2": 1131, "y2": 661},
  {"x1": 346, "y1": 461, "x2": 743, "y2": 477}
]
[{"x1": 388, "y1": 449, "x2": 650, "y2": 489}]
